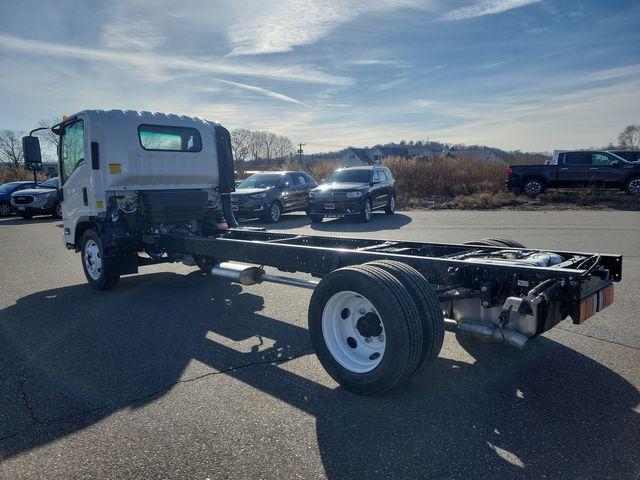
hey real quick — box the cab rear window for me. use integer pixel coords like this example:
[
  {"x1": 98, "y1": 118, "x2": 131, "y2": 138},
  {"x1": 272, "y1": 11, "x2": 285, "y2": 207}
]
[{"x1": 138, "y1": 124, "x2": 202, "y2": 152}]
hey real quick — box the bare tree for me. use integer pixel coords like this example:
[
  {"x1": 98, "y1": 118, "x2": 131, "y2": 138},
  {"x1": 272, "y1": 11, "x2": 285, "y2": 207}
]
[
  {"x1": 272, "y1": 134, "x2": 294, "y2": 160},
  {"x1": 231, "y1": 128, "x2": 252, "y2": 176},
  {"x1": 34, "y1": 117, "x2": 62, "y2": 150},
  {"x1": 262, "y1": 131, "x2": 276, "y2": 161},
  {"x1": 0, "y1": 130, "x2": 25, "y2": 168},
  {"x1": 248, "y1": 131, "x2": 265, "y2": 162},
  {"x1": 618, "y1": 124, "x2": 640, "y2": 149}
]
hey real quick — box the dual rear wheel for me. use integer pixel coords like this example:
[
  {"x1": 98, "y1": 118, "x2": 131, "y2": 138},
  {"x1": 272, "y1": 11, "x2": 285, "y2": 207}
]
[{"x1": 308, "y1": 260, "x2": 444, "y2": 395}]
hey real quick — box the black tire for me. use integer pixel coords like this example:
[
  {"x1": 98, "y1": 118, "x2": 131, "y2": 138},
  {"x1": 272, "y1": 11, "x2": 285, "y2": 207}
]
[
  {"x1": 367, "y1": 260, "x2": 444, "y2": 375},
  {"x1": 464, "y1": 238, "x2": 525, "y2": 248},
  {"x1": 309, "y1": 214, "x2": 323, "y2": 223},
  {"x1": 626, "y1": 177, "x2": 640, "y2": 197},
  {"x1": 522, "y1": 178, "x2": 544, "y2": 198},
  {"x1": 384, "y1": 194, "x2": 396, "y2": 214},
  {"x1": 359, "y1": 198, "x2": 372, "y2": 223},
  {"x1": 80, "y1": 229, "x2": 120, "y2": 290},
  {"x1": 264, "y1": 201, "x2": 282, "y2": 223},
  {"x1": 0, "y1": 202, "x2": 12, "y2": 217},
  {"x1": 52, "y1": 202, "x2": 62, "y2": 219},
  {"x1": 308, "y1": 263, "x2": 422, "y2": 395}
]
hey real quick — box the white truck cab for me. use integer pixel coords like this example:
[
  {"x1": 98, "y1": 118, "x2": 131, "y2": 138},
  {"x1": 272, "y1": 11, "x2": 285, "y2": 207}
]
[{"x1": 54, "y1": 110, "x2": 228, "y2": 247}]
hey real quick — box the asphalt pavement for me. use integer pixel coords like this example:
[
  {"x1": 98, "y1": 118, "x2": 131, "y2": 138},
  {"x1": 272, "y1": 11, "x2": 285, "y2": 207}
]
[{"x1": 0, "y1": 209, "x2": 639, "y2": 479}]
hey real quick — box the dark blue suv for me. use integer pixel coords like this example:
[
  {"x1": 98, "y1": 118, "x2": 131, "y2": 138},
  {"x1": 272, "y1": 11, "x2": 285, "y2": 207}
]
[{"x1": 0, "y1": 181, "x2": 37, "y2": 216}]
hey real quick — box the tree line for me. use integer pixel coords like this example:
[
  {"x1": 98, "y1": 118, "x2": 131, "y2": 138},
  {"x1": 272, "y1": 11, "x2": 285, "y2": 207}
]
[{"x1": 1, "y1": 121, "x2": 638, "y2": 171}]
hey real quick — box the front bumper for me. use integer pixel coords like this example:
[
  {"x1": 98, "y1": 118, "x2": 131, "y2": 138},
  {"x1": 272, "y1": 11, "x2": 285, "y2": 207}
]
[
  {"x1": 11, "y1": 197, "x2": 56, "y2": 214},
  {"x1": 231, "y1": 198, "x2": 268, "y2": 217},
  {"x1": 309, "y1": 200, "x2": 363, "y2": 216}
]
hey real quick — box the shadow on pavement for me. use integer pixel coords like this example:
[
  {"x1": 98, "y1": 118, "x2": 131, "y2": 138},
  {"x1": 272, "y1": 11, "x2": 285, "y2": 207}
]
[
  {"x1": 0, "y1": 272, "x2": 638, "y2": 478},
  {"x1": 242, "y1": 212, "x2": 412, "y2": 233},
  {"x1": 0, "y1": 217, "x2": 60, "y2": 226}
]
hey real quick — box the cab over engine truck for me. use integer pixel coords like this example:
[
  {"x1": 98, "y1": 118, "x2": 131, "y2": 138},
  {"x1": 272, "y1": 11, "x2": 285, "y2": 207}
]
[{"x1": 22, "y1": 110, "x2": 623, "y2": 395}]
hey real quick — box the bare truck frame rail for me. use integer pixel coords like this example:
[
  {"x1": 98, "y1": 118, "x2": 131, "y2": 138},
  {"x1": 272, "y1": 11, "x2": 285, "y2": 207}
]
[{"x1": 20, "y1": 110, "x2": 623, "y2": 396}]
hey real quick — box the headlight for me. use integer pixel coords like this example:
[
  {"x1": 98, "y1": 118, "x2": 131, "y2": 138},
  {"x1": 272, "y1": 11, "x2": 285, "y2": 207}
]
[
  {"x1": 347, "y1": 191, "x2": 363, "y2": 198},
  {"x1": 250, "y1": 192, "x2": 267, "y2": 199}
]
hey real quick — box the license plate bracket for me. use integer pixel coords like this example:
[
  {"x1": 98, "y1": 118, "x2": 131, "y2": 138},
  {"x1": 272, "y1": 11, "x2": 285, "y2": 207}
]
[{"x1": 325, "y1": 203, "x2": 335, "y2": 210}]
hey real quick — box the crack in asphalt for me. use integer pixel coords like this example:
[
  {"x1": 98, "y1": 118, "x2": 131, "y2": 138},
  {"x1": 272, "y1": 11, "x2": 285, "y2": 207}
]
[
  {"x1": 0, "y1": 349, "x2": 314, "y2": 444},
  {"x1": 555, "y1": 327, "x2": 640, "y2": 352}
]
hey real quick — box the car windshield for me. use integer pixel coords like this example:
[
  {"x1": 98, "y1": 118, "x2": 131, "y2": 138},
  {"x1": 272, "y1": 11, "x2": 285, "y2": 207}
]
[
  {"x1": 238, "y1": 174, "x2": 282, "y2": 189},
  {"x1": 325, "y1": 169, "x2": 371, "y2": 184},
  {"x1": 38, "y1": 178, "x2": 59, "y2": 189}
]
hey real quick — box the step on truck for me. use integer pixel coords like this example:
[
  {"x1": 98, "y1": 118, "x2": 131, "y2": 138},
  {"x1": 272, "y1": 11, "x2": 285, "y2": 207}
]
[{"x1": 22, "y1": 110, "x2": 623, "y2": 395}]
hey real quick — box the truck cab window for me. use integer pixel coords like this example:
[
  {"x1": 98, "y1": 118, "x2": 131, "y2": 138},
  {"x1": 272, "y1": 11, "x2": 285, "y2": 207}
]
[
  {"x1": 60, "y1": 120, "x2": 85, "y2": 183},
  {"x1": 564, "y1": 152, "x2": 592, "y2": 165},
  {"x1": 593, "y1": 153, "x2": 613, "y2": 165}
]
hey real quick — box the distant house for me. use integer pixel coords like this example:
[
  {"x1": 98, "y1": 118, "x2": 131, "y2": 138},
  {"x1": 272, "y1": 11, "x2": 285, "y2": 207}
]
[{"x1": 339, "y1": 146, "x2": 436, "y2": 166}]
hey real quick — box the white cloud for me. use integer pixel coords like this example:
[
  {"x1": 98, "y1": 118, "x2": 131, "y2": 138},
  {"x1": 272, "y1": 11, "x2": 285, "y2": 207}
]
[
  {"x1": 442, "y1": 0, "x2": 542, "y2": 21},
  {"x1": 0, "y1": 33, "x2": 352, "y2": 87},
  {"x1": 226, "y1": 0, "x2": 430, "y2": 55}
]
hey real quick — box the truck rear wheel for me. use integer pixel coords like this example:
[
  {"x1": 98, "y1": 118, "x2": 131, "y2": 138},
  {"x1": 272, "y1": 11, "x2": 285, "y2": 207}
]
[
  {"x1": 308, "y1": 263, "x2": 422, "y2": 395},
  {"x1": 523, "y1": 178, "x2": 544, "y2": 198},
  {"x1": 365, "y1": 260, "x2": 444, "y2": 375},
  {"x1": 81, "y1": 229, "x2": 119, "y2": 290}
]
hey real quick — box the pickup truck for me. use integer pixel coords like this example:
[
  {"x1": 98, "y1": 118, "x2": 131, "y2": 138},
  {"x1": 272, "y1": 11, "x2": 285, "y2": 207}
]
[{"x1": 506, "y1": 150, "x2": 640, "y2": 197}]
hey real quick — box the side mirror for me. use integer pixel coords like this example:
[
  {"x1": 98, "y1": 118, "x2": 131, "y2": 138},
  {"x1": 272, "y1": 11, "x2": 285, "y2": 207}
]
[{"x1": 22, "y1": 136, "x2": 43, "y2": 171}]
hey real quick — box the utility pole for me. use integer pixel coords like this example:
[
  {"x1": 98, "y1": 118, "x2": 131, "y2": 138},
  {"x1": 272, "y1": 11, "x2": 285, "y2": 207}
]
[{"x1": 297, "y1": 142, "x2": 305, "y2": 164}]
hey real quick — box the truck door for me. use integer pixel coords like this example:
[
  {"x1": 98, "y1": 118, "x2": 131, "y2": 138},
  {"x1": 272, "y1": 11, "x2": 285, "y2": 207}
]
[
  {"x1": 591, "y1": 153, "x2": 623, "y2": 185},
  {"x1": 557, "y1": 152, "x2": 594, "y2": 186},
  {"x1": 59, "y1": 118, "x2": 91, "y2": 227}
]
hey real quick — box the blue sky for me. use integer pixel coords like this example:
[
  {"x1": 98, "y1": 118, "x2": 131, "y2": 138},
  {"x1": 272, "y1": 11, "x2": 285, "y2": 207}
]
[{"x1": 0, "y1": 0, "x2": 638, "y2": 153}]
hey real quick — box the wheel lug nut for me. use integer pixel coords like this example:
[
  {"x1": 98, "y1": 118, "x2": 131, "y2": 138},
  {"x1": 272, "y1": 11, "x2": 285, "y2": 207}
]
[
  {"x1": 377, "y1": 334, "x2": 384, "y2": 342},
  {"x1": 364, "y1": 337, "x2": 372, "y2": 343},
  {"x1": 358, "y1": 307, "x2": 366, "y2": 315}
]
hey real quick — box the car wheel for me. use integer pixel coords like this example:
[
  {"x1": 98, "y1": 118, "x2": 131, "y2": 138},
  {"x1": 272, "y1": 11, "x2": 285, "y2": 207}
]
[
  {"x1": 385, "y1": 195, "x2": 396, "y2": 214},
  {"x1": 81, "y1": 229, "x2": 119, "y2": 290},
  {"x1": 52, "y1": 202, "x2": 62, "y2": 218},
  {"x1": 359, "y1": 198, "x2": 372, "y2": 223},
  {"x1": 266, "y1": 201, "x2": 282, "y2": 223},
  {"x1": 627, "y1": 177, "x2": 640, "y2": 197},
  {"x1": 523, "y1": 179, "x2": 544, "y2": 198},
  {"x1": 0, "y1": 202, "x2": 11, "y2": 217}
]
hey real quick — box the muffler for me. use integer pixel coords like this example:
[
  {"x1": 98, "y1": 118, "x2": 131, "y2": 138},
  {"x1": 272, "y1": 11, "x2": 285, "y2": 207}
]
[
  {"x1": 456, "y1": 321, "x2": 529, "y2": 350},
  {"x1": 210, "y1": 262, "x2": 318, "y2": 290}
]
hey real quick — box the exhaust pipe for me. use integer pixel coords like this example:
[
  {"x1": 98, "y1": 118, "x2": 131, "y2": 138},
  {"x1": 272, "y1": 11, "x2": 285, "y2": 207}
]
[
  {"x1": 210, "y1": 262, "x2": 318, "y2": 290},
  {"x1": 456, "y1": 321, "x2": 529, "y2": 350}
]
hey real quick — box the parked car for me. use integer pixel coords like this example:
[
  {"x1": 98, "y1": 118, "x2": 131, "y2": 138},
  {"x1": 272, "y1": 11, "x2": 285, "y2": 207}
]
[
  {"x1": 231, "y1": 171, "x2": 317, "y2": 223},
  {"x1": 608, "y1": 150, "x2": 640, "y2": 163},
  {"x1": 506, "y1": 151, "x2": 640, "y2": 197},
  {"x1": 0, "y1": 181, "x2": 37, "y2": 216},
  {"x1": 308, "y1": 166, "x2": 396, "y2": 223},
  {"x1": 11, "y1": 177, "x2": 62, "y2": 218}
]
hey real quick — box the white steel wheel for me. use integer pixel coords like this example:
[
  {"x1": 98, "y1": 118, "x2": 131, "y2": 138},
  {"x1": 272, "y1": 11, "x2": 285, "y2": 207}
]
[
  {"x1": 321, "y1": 290, "x2": 385, "y2": 373},
  {"x1": 0, "y1": 203, "x2": 11, "y2": 216},
  {"x1": 84, "y1": 239, "x2": 103, "y2": 281}
]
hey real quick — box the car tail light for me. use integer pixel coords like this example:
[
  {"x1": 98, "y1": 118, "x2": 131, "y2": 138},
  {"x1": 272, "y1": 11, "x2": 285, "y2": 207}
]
[
  {"x1": 507, "y1": 166, "x2": 513, "y2": 175},
  {"x1": 578, "y1": 284, "x2": 614, "y2": 323}
]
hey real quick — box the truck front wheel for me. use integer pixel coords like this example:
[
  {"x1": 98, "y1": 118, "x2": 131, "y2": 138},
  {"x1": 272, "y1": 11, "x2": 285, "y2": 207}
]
[
  {"x1": 627, "y1": 177, "x2": 640, "y2": 197},
  {"x1": 81, "y1": 230, "x2": 119, "y2": 290}
]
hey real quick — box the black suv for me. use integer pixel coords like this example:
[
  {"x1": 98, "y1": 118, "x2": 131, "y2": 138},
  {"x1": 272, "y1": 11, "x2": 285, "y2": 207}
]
[
  {"x1": 308, "y1": 166, "x2": 396, "y2": 223},
  {"x1": 232, "y1": 171, "x2": 317, "y2": 223}
]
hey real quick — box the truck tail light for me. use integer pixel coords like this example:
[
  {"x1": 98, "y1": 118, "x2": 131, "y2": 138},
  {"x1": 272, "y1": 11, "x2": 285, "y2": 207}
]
[
  {"x1": 578, "y1": 284, "x2": 614, "y2": 323},
  {"x1": 507, "y1": 166, "x2": 513, "y2": 175}
]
